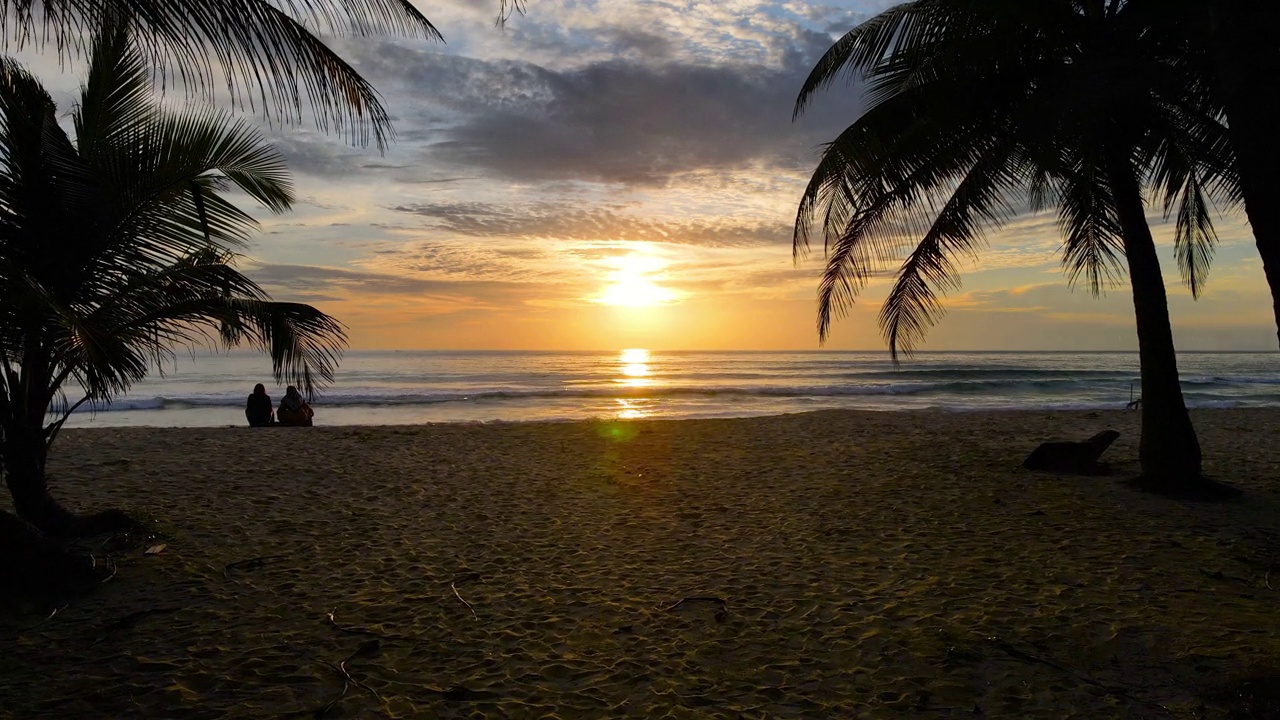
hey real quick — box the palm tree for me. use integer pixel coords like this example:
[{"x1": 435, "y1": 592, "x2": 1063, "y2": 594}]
[
  {"x1": 1145, "y1": 0, "x2": 1280, "y2": 347},
  {"x1": 0, "y1": 0, "x2": 448, "y2": 149},
  {"x1": 0, "y1": 20, "x2": 347, "y2": 542},
  {"x1": 792, "y1": 1, "x2": 1235, "y2": 494}
]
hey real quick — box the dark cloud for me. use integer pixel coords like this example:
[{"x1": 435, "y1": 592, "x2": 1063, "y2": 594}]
[
  {"x1": 335, "y1": 25, "x2": 864, "y2": 185},
  {"x1": 607, "y1": 28, "x2": 676, "y2": 60},
  {"x1": 390, "y1": 200, "x2": 791, "y2": 246},
  {"x1": 264, "y1": 134, "x2": 367, "y2": 177}
]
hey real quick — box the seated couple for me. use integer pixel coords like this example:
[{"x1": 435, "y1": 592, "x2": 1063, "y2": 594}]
[{"x1": 246, "y1": 384, "x2": 315, "y2": 427}]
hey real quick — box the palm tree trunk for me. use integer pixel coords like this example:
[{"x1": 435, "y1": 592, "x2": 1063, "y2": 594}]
[
  {"x1": 2, "y1": 420, "x2": 134, "y2": 537},
  {"x1": 0, "y1": 423, "x2": 122, "y2": 596},
  {"x1": 4, "y1": 422, "x2": 79, "y2": 535},
  {"x1": 1230, "y1": 109, "x2": 1280, "y2": 348},
  {"x1": 1105, "y1": 150, "x2": 1204, "y2": 485},
  {"x1": 0, "y1": 508, "x2": 105, "y2": 596},
  {"x1": 1213, "y1": 0, "x2": 1280, "y2": 346}
]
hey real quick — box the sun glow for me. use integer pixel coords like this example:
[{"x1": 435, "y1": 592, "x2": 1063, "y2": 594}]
[{"x1": 594, "y1": 254, "x2": 680, "y2": 307}]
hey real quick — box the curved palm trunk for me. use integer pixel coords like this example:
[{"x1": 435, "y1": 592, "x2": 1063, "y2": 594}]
[
  {"x1": 3, "y1": 419, "x2": 134, "y2": 537},
  {"x1": 1, "y1": 420, "x2": 127, "y2": 594},
  {"x1": 0, "y1": 506, "x2": 104, "y2": 594},
  {"x1": 1214, "y1": 1, "x2": 1280, "y2": 347},
  {"x1": 1230, "y1": 105, "x2": 1280, "y2": 348},
  {"x1": 1105, "y1": 150, "x2": 1203, "y2": 484},
  {"x1": 4, "y1": 422, "x2": 74, "y2": 534}
]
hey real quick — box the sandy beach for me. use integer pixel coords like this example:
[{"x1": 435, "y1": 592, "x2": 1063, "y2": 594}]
[{"x1": 3, "y1": 408, "x2": 1280, "y2": 718}]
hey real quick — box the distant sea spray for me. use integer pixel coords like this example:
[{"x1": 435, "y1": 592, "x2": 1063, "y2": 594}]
[{"x1": 63, "y1": 350, "x2": 1280, "y2": 427}]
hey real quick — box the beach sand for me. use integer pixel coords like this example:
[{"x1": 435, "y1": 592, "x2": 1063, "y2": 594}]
[{"x1": 3, "y1": 408, "x2": 1280, "y2": 718}]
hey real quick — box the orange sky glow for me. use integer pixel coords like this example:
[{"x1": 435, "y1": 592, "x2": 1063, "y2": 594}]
[{"x1": 17, "y1": 0, "x2": 1271, "y2": 353}]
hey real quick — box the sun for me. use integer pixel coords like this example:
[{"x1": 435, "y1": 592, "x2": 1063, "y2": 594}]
[
  {"x1": 594, "y1": 253, "x2": 680, "y2": 307},
  {"x1": 597, "y1": 277, "x2": 678, "y2": 307}
]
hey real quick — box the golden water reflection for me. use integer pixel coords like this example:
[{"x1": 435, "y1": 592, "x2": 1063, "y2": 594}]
[
  {"x1": 615, "y1": 349, "x2": 653, "y2": 418},
  {"x1": 615, "y1": 399, "x2": 646, "y2": 420},
  {"x1": 616, "y1": 348, "x2": 652, "y2": 388},
  {"x1": 620, "y1": 348, "x2": 649, "y2": 364}
]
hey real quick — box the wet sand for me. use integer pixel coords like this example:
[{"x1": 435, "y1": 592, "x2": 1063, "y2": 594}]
[{"x1": 3, "y1": 409, "x2": 1280, "y2": 719}]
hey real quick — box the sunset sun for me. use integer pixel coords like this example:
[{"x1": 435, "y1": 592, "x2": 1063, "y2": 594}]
[{"x1": 594, "y1": 254, "x2": 680, "y2": 307}]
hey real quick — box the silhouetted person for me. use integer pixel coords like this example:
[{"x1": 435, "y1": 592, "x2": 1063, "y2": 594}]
[
  {"x1": 245, "y1": 383, "x2": 274, "y2": 427},
  {"x1": 277, "y1": 385, "x2": 314, "y2": 427}
]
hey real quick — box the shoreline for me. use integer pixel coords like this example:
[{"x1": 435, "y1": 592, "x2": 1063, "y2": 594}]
[
  {"x1": 54, "y1": 349, "x2": 1280, "y2": 429},
  {"x1": 57, "y1": 401, "x2": 1266, "y2": 429},
  {"x1": 6, "y1": 408, "x2": 1280, "y2": 717}
]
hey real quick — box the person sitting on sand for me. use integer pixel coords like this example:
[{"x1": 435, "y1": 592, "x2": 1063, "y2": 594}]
[
  {"x1": 245, "y1": 383, "x2": 274, "y2": 427},
  {"x1": 276, "y1": 385, "x2": 315, "y2": 427}
]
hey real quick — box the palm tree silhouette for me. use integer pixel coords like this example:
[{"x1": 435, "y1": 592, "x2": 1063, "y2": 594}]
[
  {"x1": 1155, "y1": 0, "x2": 1280, "y2": 346},
  {"x1": 0, "y1": 0, "x2": 451, "y2": 149},
  {"x1": 0, "y1": 20, "x2": 347, "y2": 540},
  {"x1": 793, "y1": 1, "x2": 1233, "y2": 493}
]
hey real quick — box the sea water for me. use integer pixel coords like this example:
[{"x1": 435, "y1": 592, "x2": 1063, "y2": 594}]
[{"x1": 59, "y1": 350, "x2": 1280, "y2": 427}]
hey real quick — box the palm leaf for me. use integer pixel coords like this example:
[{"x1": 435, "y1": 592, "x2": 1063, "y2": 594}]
[
  {"x1": 1171, "y1": 170, "x2": 1217, "y2": 298},
  {"x1": 1053, "y1": 154, "x2": 1128, "y2": 295},
  {"x1": 793, "y1": 3, "x2": 919, "y2": 119},
  {"x1": 1, "y1": 0, "x2": 443, "y2": 148},
  {"x1": 880, "y1": 150, "x2": 1022, "y2": 360}
]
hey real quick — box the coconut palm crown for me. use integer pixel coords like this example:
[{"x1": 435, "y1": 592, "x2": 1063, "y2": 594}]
[
  {"x1": 792, "y1": 0, "x2": 1235, "y2": 489},
  {"x1": 0, "y1": 22, "x2": 347, "y2": 535}
]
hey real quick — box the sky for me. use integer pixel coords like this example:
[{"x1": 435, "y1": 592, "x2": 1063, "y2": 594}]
[{"x1": 14, "y1": 0, "x2": 1279, "y2": 352}]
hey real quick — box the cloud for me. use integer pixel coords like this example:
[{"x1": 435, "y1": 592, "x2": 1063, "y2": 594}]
[
  {"x1": 248, "y1": 263, "x2": 550, "y2": 303},
  {"x1": 389, "y1": 200, "x2": 791, "y2": 245},
  {"x1": 316, "y1": 22, "x2": 864, "y2": 186}
]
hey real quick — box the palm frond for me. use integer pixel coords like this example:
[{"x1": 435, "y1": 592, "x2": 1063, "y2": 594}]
[
  {"x1": 66, "y1": 48, "x2": 295, "y2": 289},
  {"x1": 0, "y1": 56, "x2": 105, "y2": 304},
  {"x1": 1171, "y1": 170, "x2": 1217, "y2": 298},
  {"x1": 52, "y1": 249, "x2": 344, "y2": 402},
  {"x1": 1145, "y1": 97, "x2": 1231, "y2": 297},
  {"x1": 880, "y1": 152, "x2": 1021, "y2": 360},
  {"x1": 1, "y1": 0, "x2": 444, "y2": 148},
  {"x1": 72, "y1": 12, "x2": 153, "y2": 160},
  {"x1": 1055, "y1": 156, "x2": 1127, "y2": 294},
  {"x1": 797, "y1": 61, "x2": 1034, "y2": 344},
  {"x1": 221, "y1": 298, "x2": 346, "y2": 399},
  {"x1": 794, "y1": 3, "x2": 919, "y2": 119}
]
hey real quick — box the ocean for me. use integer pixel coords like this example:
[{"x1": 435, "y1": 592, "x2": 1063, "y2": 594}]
[{"x1": 57, "y1": 350, "x2": 1280, "y2": 428}]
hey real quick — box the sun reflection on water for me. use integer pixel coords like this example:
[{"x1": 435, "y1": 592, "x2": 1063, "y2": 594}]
[
  {"x1": 620, "y1": 348, "x2": 649, "y2": 364},
  {"x1": 616, "y1": 348, "x2": 652, "y2": 388},
  {"x1": 615, "y1": 349, "x2": 653, "y2": 417},
  {"x1": 615, "y1": 399, "x2": 645, "y2": 420}
]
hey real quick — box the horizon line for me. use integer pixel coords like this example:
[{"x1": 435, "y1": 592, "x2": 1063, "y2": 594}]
[{"x1": 308, "y1": 348, "x2": 1280, "y2": 354}]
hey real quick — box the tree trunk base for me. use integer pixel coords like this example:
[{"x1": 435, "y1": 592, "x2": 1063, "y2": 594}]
[
  {"x1": 1125, "y1": 474, "x2": 1242, "y2": 502},
  {"x1": 14, "y1": 490, "x2": 142, "y2": 538},
  {"x1": 0, "y1": 510, "x2": 117, "y2": 600},
  {"x1": 65, "y1": 508, "x2": 139, "y2": 536}
]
